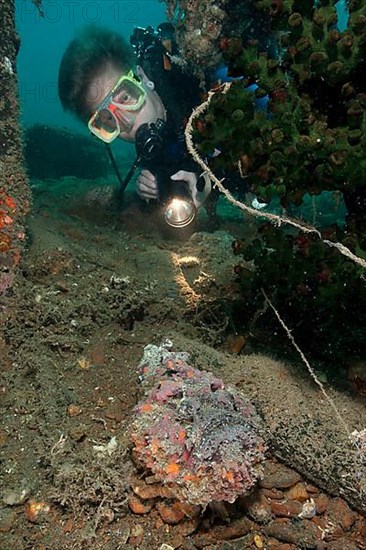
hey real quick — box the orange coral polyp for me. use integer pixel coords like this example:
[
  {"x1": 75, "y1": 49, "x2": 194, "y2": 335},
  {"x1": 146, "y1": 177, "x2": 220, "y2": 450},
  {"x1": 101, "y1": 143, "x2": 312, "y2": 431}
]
[
  {"x1": 4, "y1": 195, "x2": 16, "y2": 210},
  {"x1": 139, "y1": 403, "x2": 154, "y2": 413},
  {"x1": 224, "y1": 471, "x2": 235, "y2": 482},
  {"x1": 165, "y1": 463, "x2": 180, "y2": 476},
  {"x1": 177, "y1": 429, "x2": 186, "y2": 443},
  {"x1": 0, "y1": 212, "x2": 13, "y2": 229},
  {"x1": 0, "y1": 192, "x2": 16, "y2": 211}
]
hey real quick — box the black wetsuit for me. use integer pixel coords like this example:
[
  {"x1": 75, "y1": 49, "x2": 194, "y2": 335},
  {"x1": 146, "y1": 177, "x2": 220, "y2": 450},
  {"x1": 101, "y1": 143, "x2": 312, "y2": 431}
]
[{"x1": 133, "y1": 27, "x2": 202, "y2": 197}]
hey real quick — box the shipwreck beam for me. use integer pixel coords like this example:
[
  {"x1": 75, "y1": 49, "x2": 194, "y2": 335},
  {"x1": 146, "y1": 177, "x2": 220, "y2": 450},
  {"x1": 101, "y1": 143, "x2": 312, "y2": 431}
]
[{"x1": 0, "y1": 0, "x2": 31, "y2": 296}]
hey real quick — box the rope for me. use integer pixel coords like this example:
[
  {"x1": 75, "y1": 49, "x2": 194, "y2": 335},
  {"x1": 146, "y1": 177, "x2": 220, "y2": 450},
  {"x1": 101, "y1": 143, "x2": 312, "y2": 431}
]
[{"x1": 184, "y1": 84, "x2": 366, "y2": 270}]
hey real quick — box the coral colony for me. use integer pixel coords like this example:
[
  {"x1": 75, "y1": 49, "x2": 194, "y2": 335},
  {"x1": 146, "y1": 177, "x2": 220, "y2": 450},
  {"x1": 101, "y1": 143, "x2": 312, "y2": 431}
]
[
  {"x1": 193, "y1": 0, "x2": 366, "y2": 223},
  {"x1": 181, "y1": 0, "x2": 366, "y2": 362},
  {"x1": 130, "y1": 344, "x2": 266, "y2": 506}
]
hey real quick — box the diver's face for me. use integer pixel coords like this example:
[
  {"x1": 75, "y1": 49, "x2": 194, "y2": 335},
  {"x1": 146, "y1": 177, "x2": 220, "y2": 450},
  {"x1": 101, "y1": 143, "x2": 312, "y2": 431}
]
[{"x1": 86, "y1": 63, "x2": 166, "y2": 143}]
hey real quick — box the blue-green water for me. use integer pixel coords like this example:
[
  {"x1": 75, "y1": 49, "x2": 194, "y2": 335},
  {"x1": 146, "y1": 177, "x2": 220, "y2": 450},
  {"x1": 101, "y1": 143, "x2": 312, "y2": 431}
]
[{"x1": 16, "y1": 0, "x2": 166, "y2": 131}]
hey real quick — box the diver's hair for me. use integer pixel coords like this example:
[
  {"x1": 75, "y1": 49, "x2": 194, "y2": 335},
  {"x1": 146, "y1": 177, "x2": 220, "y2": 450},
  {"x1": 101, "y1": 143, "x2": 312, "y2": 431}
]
[{"x1": 58, "y1": 25, "x2": 134, "y2": 121}]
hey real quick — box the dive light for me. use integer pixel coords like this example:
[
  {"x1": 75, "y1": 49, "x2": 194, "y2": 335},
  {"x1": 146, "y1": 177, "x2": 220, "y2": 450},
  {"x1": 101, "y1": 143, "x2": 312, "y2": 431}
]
[{"x1": 163, "y1": 180, "x2": 196, "y2": 228}]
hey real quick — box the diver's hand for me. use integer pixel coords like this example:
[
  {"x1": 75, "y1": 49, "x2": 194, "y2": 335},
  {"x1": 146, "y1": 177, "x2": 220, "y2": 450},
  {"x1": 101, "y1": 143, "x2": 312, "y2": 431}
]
[
  {"x1": 136, "y1": 169, "x2": 159, "y2": 201},
  {"x1": 171, "y1": 170, "x2": 211, "y2": 209}
]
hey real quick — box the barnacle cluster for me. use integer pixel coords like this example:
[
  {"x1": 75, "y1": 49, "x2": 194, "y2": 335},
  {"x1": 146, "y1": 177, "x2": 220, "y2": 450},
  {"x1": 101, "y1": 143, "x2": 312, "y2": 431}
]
[
  {"x1": 161, "y1": 0, "x2": 228, "y2": 81},
  {"x1": 130, "y1": 344, "x2": 266, "y2": 506}
]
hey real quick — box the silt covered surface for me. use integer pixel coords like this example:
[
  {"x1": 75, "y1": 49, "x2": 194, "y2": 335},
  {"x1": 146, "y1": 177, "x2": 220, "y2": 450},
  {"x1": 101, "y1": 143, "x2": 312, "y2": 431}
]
[{"x1": 0, "y1": 176, "x2": 365, "y2": 548}]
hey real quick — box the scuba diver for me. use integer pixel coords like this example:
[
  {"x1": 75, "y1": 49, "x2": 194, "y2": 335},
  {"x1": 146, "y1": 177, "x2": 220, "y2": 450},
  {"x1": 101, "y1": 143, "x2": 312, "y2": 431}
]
[{"x1": 58, "y1": 23, "x2": 212, "y2": 228}]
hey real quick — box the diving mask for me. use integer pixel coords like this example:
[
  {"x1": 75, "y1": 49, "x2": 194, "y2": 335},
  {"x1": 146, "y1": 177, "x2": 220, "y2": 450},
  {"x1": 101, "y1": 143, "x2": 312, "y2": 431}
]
[{"x1": 88, "y1": 70, "x2": 147, "y2": 143}]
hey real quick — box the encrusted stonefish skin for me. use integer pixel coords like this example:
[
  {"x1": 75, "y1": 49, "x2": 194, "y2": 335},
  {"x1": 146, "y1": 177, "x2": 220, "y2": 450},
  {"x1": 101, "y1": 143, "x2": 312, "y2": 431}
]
[{"x1": 130, "y1": 344, "x2": 266, "y2": 506}]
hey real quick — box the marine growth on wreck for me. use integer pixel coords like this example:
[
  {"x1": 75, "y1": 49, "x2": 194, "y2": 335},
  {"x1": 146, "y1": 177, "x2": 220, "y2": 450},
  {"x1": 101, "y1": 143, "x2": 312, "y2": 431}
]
[{"x1": 166, "y1": 0, "x2": 366, "y2": 363}]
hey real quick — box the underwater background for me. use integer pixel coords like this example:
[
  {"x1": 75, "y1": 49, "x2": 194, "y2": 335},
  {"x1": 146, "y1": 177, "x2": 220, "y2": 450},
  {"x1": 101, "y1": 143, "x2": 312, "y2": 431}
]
[
  {"x1": 0, "y1": 1, "x2": 365, "y2": 548},
  {"x1": 16, "y1": 0, "x2": 165, "y2": 131}
]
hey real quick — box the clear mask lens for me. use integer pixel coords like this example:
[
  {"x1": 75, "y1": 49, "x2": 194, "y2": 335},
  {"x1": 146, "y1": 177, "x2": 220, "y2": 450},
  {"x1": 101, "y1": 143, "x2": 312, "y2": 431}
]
[
  {"x1": 94, "y1": 108, "x2": 118, "y2": 132},
  {"x1": 89, "y1": 108, "x2": 119, "y2": 142},
  {"x1": 112, "y1": 79, "x2": 146, "y2": 110}
]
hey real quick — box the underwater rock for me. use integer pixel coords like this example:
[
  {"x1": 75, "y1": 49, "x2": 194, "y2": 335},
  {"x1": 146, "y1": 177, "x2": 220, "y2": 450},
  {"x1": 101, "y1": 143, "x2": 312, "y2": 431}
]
[
  {"x1": 130, "y1": 343, "x2": 266, "y2": 506},
  {"x1": 23, "y1": 125, "x2": 110, "y2": 181}
]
